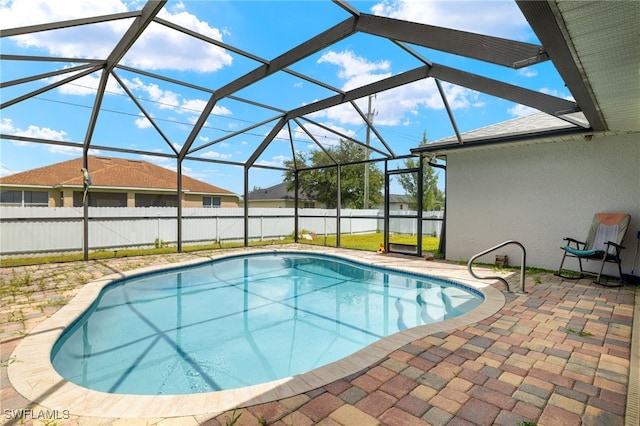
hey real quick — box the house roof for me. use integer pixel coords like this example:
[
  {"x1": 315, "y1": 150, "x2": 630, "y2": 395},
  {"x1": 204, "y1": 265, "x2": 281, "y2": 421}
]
[
  {"x1": 414, "y1": 112, "x2": 587, "y2": 154},
  {"x1": 0, "y1": 156, "x2": 236, "y2": 195},
  {"x1": 246, "y1": 182, "x2": 313, "y2": 201},
  {"x1": 389, "y1": 194, "x2": 411, "y2": 204}
]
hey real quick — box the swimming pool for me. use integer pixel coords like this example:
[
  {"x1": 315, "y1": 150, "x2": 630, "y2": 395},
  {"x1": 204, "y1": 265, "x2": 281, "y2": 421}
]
[{"x1": 51, "y1": 252, "x2": 483, "y2": 395}]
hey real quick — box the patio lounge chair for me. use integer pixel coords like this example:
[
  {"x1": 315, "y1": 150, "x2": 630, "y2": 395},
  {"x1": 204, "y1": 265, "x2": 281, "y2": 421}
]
[{"x1": 557, "y1": 213, "x2": 631, "y2": 286}]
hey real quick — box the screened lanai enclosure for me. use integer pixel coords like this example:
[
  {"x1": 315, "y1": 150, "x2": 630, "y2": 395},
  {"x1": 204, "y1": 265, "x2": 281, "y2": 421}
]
[{"x1": 1, "y1": 0, "x2": 605, "y2": 259}]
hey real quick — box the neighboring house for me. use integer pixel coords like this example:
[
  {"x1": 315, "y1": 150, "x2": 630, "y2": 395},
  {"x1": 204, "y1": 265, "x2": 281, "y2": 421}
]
[
  {"x1": 242, "y1": 182, "x2": 323, "y2": 208},
  {"x1": 377, "y1": 195, "x2": 443, "y2": 211},
  {"x1": 375, "y1": 194, "x2": 412, "y2": 210},
  {"x1": 0, "y1": 156, "x2": 239, "y2": 208},
  {"x1": 389, "y1": 194, "x2": 411, "y2": 211}
]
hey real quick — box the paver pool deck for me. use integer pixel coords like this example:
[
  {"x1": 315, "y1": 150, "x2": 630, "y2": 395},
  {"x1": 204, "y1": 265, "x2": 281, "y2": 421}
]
[{"x1": 1, "y1": 244, "x2": 638, "y2": 426}]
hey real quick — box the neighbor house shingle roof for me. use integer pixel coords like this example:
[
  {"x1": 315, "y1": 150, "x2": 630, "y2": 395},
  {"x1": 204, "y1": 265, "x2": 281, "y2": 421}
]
[
  {"x1": 0, "y1": 156, "x2": 235, "y2": 195},
  {"x1": 389, "y1": 194, "x2": 411, "y2": 204},
  {"x1": 246, "y1": 182, "x2": 313, "y2": 201}
]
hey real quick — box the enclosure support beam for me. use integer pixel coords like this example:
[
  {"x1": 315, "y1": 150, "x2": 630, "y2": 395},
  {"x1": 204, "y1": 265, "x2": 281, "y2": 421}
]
[
  {"x1": 83, "y1": 157, "x2": 89, "y2": 261},
  {"x1": 384, "y1": 161, "x2": 389, "y2": 253},
  {"x1": 336, "y1": 165, "x2": 341, "y2": 248},
  {"x1": 417, "y1": 155, "x2": 424, "y2": 257},
  {"x1": 356, "y1": 13, "x2": 548, "y2": 69},
  {"x1": 177, "y1": 160, "x2": 183, "y2": 252},
  {"x1": 244, "y1": 167, "x2": 249, "y2": 247},
  {"x1": 294, "y1": 171, "x2": 299, "y2": 244},
  {"x1": 428, "y1": 63, "x2": 579, "y2": 119}
]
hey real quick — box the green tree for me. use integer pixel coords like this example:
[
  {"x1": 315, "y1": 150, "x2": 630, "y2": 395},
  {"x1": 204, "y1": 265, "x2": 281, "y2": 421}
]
[
  {"x1": 283, "y1": 139, "x2": 384, "y2": 209},
  {"x1": 397, "y1": 131, "x2": 444, "y2": 210}
]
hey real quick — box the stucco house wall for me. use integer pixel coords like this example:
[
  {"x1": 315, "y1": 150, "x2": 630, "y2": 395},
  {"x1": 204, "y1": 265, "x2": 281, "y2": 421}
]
[
  {"x1": 445, "y1": 132, "x2": 639, "y2": 278},
  {"x1": 0, "y1": 156, "x2": 240, "y2": 209},
  {"x1": 182, "y1": 193, "x2": 239, "y2": 208}
]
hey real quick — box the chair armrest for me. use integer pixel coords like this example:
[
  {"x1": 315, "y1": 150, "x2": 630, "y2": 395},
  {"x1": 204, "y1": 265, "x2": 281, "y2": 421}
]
[
  {"x1": 563, "y1": 237, "x2": 585, "y2": 248},
  {"x1": 605, "y1": 241, "x2": 626, "y2": 250}
]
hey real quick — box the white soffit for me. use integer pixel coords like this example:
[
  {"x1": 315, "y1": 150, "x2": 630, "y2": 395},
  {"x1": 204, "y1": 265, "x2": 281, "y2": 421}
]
[{"x1": 557, "y1": 1, "x2": 640, "y2": 132}]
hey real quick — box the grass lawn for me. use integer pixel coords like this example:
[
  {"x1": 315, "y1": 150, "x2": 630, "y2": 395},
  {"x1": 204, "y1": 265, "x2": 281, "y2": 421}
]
[
  {"x1": 302, "y1": 231, "x2": 440, "y2": 254},
  {"x1": 0, "y1": 232, "x2": 440, "y2": 267}
]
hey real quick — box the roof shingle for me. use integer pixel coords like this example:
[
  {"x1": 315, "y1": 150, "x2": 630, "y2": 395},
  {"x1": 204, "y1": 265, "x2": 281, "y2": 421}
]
[{"x1": 0, "y1": 156, "x2": 235, "y2": 195}]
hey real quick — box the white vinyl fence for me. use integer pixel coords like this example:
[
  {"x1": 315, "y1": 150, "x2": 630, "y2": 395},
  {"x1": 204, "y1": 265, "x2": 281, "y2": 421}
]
[{"x1": 0, "y1": 207, "x2": 443, "y2": 255}]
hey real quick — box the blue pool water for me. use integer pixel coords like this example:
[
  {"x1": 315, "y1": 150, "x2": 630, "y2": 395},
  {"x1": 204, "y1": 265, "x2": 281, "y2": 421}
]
[{"x1": 52, "y1": 252, "x2": 483, "y2": 395}]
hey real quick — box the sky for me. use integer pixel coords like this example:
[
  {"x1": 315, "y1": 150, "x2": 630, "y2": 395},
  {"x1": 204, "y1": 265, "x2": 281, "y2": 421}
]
[{"x1": 0, "y1": 0, "x2": 573, "y2": 196}]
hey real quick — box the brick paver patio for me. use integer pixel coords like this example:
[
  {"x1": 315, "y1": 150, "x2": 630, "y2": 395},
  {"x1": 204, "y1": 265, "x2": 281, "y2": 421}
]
[{"x1": 1, "y1": 247, "x2": 638, "y2": 425}]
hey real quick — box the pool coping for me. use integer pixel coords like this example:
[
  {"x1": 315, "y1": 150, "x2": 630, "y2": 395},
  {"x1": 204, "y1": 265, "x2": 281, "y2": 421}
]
[{"x1": 8, "y1": 246, "x2": 507, "y2": 419}]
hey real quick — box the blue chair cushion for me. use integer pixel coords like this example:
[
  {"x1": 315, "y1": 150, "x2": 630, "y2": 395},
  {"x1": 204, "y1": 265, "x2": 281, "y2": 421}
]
[{"x1": 562, "y1": 246, "x2": 605, "y2": 257}]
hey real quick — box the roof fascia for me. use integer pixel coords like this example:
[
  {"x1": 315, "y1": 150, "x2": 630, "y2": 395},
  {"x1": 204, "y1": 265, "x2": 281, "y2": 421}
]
[
  {"x1": 0, "y1": 184, "x2": 55, "y2": 189},
  {"x1": 411, "y1": 127, "x2": 589, "y2": 154}
]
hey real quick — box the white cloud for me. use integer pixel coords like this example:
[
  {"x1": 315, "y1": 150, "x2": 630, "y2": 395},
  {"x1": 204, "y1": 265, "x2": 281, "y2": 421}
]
[
  {"x1": 0, "y1": 118, "x2": 101, "y2": 156},
  {"x1": 0, "y1": 0, "x2": 233, "y2": 72},
  {"x1": 123, "y1": 77, "x2": 233, "y2": 118},
  {"x1": 47, "y1": 71, "x2": 125, "y2": 96},
  {"x1": 127, "y1": 6, "x2": 233, "y2": 72},
  {"x1": 319, "y1": 50, "x2": 390, "y2": 82},
  {"x1": 541, "y1": 87, "x2": 573, "y2": 101},
  {"x1": 0, "y1": 163, "x2": 19, "y2": 177},
  {"x1": 318, "y1": 50, "x2": 391, "y2": 92},
  {"x1": 134, "y1": 114, "x2": 152, "y2": 129},
  {"x1": 1, "y1": 0, "x2": 131, "y2": 58},
  {"x1": 181, "y1": 98, "x2": 208, "y2": 114},
  {"x1": 1, "y1": 117, "x2": 68, "y2": 142},
  {"x1": 127, "y1": 78, "x2": 179, "y2": 109},
  {"x1": 0, "y1": 118, "x2": 15, "y2": 133},
  {"x1": 309, "y1": 69, "x2": 479, "y2": 128},
  {"x1": 289, "y1": 122, "x2": 355, "y2": 147},
  {"x1": 256, "y1": 155, "x2": 289, "y2": 168},
  {"x1": 200, "y1": 150, "x2": 232, "y2": 160},
  {"x1": 47, "y1": 145, "x2": 85, "y2": 156},
  {"x1": 314, "y1": 48, "x2": 484, "y2": 129},
  {"x1": 508, "y1": 104, "x2": 536, "y2": 117},
  {"x1": 517, "y1": 68, "x2": 538, "y2": 78},
  {"x1": 371, "y1": 0, "x2": 531, "y2": 40}
]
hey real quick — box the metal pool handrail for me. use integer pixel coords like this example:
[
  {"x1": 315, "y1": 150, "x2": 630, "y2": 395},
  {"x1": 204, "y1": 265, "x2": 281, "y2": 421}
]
[{"x1": 467, "y1": 240, "x2": 527, "y2": 293}]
